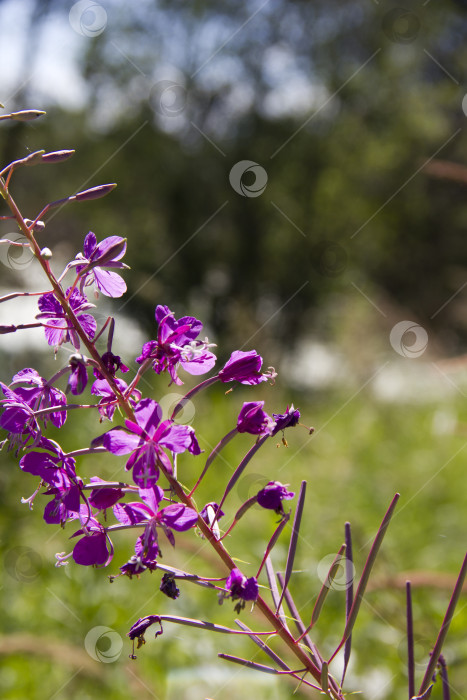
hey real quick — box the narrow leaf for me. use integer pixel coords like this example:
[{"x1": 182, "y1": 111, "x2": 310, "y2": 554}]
[
  {"x1": 329, "y1": 492, "x2": 400, "y2": 662},
  {"x1": 276, "y1": 480, "x2": 306, "y2": 612},
  {"x1": 277, "y1": 571, "x2": 322, "y2": 668},
  {"x1": 256, "y1": 515, "x2": 290, "y2": 579},
  {"x1": 265, "y1": 556, "x2": 289, "y2": 631},
  {"x1": 406, "y1": 581, "x2": 415, "y2": 700},
  {"x1": 419, "y1": 551, "x2": 467, "y2": 695},
  {"x1": 310, "y1": 544, "x2": 346, "y2": 630},
  {"x1": 235, "y1": 619, "x2": 291, "y2": 671},
  {"x1": 213, "y1": 434, "x2": 270, "y2": 521},
  {"x1": 218, "y1": 654, "x2": 280, "y2": 674}
]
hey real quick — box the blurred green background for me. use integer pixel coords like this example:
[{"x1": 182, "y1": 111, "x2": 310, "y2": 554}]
[{"x1": 1, "y1": 0, "x2": 467, "y2": 698}]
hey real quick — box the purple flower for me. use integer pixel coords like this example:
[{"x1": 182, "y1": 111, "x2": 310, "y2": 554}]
[
  {"x1": 160, "y1": 573, "x2": 180, "y2": 599},
  {"x1": 271, "y1": 406, "x2": 301, "y2": 435},
  {"x1": 256, "y1": 481, "x2": 295, "y2": 514},
  {"x1": 225, "y1": 567, "x2": 259, "y2": 612},
  {"x1": 36, "y1": 288, "x2": 96, "y2": 349},
  {"x1": 128, "y1": 615, "x2": 162, "y2": 648},
  {"x1": 200, "y1": 502, "x2": 224, "y2": 525},
  {"x1": 236, "y1": 401, "x2": 275, "y2": 435},
  {"x1": 93, "y1": 351, "x2": 129, "y2": 379},
  {"x1": 3, "y1": 368, "x2": 67, "y2": 428},
  {"x1": 76, "y1": 231, "x2": 128, "y2": 298},
  {"x1": 113, "y1": 486, "x2": 197, "y2": 569},
  {"x1": 20, "y1": 438, "x2": 77, "y2": 486},
  {"x1": 67, "y1": 355, "x2": 88, "y2": 396},
  {"x1": 88, "y1": 477, "x2": 125, "y2": 511},
  {"x1": 91, "y1": 377, "x2": 140, "y2": 421},
  {"x1": 218, "y1": 350, "x2": 276, "y2": 385},
  {"x1": 71, "y1": 505, "x2": 113, "y2": 567},
  {"x1": 43, "y1": 472, "x2": 81, "y2": 525},
  {"x1": 136, "y1": 305, "x2": 216, "y2": 386},
  {"x1": 100, "y1": 398, "x2": 200, "y2": 488}
]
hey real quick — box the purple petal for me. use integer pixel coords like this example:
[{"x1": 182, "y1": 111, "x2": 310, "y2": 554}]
[
  {"x1": 159, "y1": 504, "x2": 198, "y2": 531},
  {"x1": 103, "y1": 428, "x2": 142, "y2": 455},
  {"x1": 83, "y1": 231, "x2": 97, "y2": 258},
  {"x1": 181, "y1": 350, "x2": 217, "y2": 376},
  {"x1": 72, "y1": 532, "x2": 111, "y2": 566},
  {"x1": 93, "y1": 269, "x2": 127, "y2": 298}
]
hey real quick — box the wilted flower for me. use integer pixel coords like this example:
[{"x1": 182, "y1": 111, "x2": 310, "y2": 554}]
[
  {"x1": 36, "y1": 288, "x2": 96, "y2": 349},
  {"x1": 256, "y1": 481, "x2": 295, "y2": 514}
]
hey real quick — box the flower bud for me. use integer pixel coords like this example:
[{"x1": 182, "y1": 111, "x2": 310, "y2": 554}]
[
  {"x1": 74, "y1": 184, "x2": 117, "y2": 202},
  {"x1": 9, "y1": 110, "x2": 46, "y2": 121},
  {"x1": 41, "y1": 150, "x2": 75, "y2": 163}
]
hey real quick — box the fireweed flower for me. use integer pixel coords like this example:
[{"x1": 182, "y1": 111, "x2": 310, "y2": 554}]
[
  {"x1": 67, "y1": 355, "x2": 88, "y2": 396},
  {"x1": 88, "y1": 477, "x2": 126, "y2": 511},
  {"x1": 2, "y1": 368, "x2": 67, "y2": 428},
  {"x1": 93, "y1": 351, "x2": 129, "y2": 379},
  {"x1": 100, "y1": 398, "x2": 201, "y2": 487},
  {"x1": 256, "y1": 481, "x2": 295, "y2": 514},
  {"x1": 91, "y1": 377, "x2": 140, "y2": 421},
  {"x1": 271, "y1": 405, "x2": 301, "y2": 435},
  {"x1": 43, "y1": 471, "x2": 82, "y2": 525},
  {"x1": 36, "y1": 288, "x2": 96, "y2": 349},
  {"x1": 223, "y1": 567, "x2": 259, "y2": 613},
  {"x1": 113, "y1": 486, "x2": 197, "y2": 574},
  {"x1": 70, "y1": 505, "x2": 113, "y2": 567},
  {"x1": 136, "y1": 305, "x2": 216, "y2": 385},
  {"x1": 218, "y1": 350, "x2": 276, "y2": 385},
  {"x1": 236, "y1": 401, "x2": 275, "y2": 436},
  {"x1": 75, "y1": 231, "x2": 128, "y2": 298}
]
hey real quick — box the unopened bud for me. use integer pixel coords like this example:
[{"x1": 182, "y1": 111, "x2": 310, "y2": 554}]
[
  {"x1": 40, "y1": 247, "x2": 52, "y2": 260},
  {"x1": 0, "y1": 324, "x2": 17, "y2": 334},
  {"x1": 9, "y1": 110, "x2": 46, "y2": 121},
  {"x1": 24, "y1": 219, "x2": 45, "y2": 232},
  {"x1": 23, "y1": 150, "x2": 46, "y2": 166},
  {"x1": 74, "y1": 184, "x2": 117, "y2": 202},
  {"x1": 42, "y1": 150, "x2": 75, "y2": 163}
]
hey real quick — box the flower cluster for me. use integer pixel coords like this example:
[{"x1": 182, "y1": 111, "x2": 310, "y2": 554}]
[{"x1": 1, "y1": 121, "x2": 459, "y2": 700}]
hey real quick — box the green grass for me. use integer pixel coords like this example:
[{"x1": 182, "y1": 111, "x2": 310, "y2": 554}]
[{"x1": 1, "y1": 377, "x2": 466, "y2": 699}]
